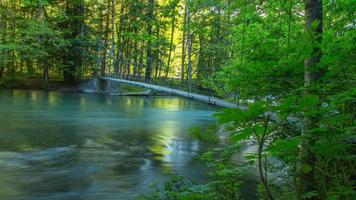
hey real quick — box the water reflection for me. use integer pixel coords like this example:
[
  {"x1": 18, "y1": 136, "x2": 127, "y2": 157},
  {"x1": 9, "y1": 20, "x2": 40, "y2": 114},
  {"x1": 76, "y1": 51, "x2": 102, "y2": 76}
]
[{"x1": 0, "y1": 90, "x2": 216, "y2": 200}]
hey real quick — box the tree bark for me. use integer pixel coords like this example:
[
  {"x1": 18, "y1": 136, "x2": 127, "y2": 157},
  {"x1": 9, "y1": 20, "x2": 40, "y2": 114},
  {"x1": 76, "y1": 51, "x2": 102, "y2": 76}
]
[
  {"x1": 145, "y1": 0, "x2": 154, "y2": 82},
  {"x1": 186, "y1": 0, "x2": 192, "y2": 92},
  {"x1": 0, "y1": 0, "x2": 7, "y2": 78},
  {"x1": 165, "y1": 1, "x2": 177, "y2": 78},
  {"x1": 110, "y1": 0, "x2": 115, "y2": 77},
  {"x1": 181, "y1": 0, "x2": 187, "y2": 81},
  {"x1": 63, "y1": 0, "x2": 84, "y2": 85},
  {"x1": 298, "y1": 0, "x2": 323, "y2": 198},
  {"x1": 114, "y1": 0, "x2": 124, "y2": 77},
  {"x1": 8, "y1": 0, "x2": 15, "y2": 74},
  {"x1": 138, "y1": 41, "x2": 144, "y2": 81},
  {"x1": 100, "y1": 0, "x2": 111, "y2": 77},
  {"x1": 39, "y1": 1, "x2": 49, "y2": 89}
]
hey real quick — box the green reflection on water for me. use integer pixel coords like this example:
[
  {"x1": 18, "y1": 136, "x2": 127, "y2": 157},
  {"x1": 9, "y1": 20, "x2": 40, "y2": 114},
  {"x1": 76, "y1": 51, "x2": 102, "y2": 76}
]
[{"x1": 0, "y1": 90, "x2": 216, "y2": 200}]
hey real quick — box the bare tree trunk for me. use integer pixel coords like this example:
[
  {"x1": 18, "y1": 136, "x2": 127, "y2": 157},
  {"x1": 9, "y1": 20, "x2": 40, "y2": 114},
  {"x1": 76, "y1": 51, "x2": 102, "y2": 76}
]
[{"x1": 298, "y1": 0, "x2": 323, "y2": 198}]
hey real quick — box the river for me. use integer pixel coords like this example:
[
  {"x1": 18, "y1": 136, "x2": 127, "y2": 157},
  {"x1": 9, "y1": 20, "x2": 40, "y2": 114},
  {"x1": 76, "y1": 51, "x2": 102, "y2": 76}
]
[{"x1": 0, "y1": 90, "x2": 218, "y2": 200}]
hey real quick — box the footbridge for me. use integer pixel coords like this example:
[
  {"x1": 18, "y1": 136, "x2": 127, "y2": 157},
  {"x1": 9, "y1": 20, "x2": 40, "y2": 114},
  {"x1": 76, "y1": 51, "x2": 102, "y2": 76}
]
[
  {"x1": 101, "y1": 77, "x2": 247, "y2": 110},
  {"x1": 101, "y1": 77, "x2": 297, "y2": 123}
]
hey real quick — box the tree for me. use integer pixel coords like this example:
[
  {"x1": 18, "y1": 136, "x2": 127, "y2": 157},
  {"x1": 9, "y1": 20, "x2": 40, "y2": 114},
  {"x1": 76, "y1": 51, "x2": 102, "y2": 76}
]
[
  {"x1": 165, "y1": 0, "x2": 178, "y2": 78},
  {"x1": 0, "y1": 0, "x2": 7, "y2": 78},
  {"x1": 298, "y1": 0, "x2": 323, "y2": 198},
  {"x1": 145, "y1": 0, "x2": 154, "y2": 82},
  {"x1": 181, "y1": 0, "x2": 187, "y2": 81},
  {"x1": 186, "y1": 0, "x2": 192, "y2": 92},
  {"x1": 63, "y1": 0, "x2": 85, "y2": 85}
]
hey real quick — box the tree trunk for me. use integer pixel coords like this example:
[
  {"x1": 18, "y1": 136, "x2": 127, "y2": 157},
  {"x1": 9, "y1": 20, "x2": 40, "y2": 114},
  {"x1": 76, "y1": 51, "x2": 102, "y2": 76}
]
[
  {"x1": 197, "y1": 33, "x2": 205, "y2": 81},
  {"x1": 258, "y1": 141, "x2": 274, "y2": 200},
  {"x1": 39, "y1": 1, "x2": 49, "y2": 89},
  {"x1": 110, "y1": 0, "x2": 115, "y2": 77},
  {"x1": 138, "y1": 42, "x2": 144, "y2": 81},
  {"x1": 154, "y1": 11, "x2": 160, "y2": 79},
  {"x1": 8, "y1": 0, "x2": 15, "y2": 74},
  {"x1": 298, "y1": 0, "x2": 323, "y2": 198},
  {"x1": 186, "y1": 0, "x2": 192, "y2": 92},
  {"x1": 145, "y1": 0, "x2": 154, "y2": 82},
  {"x1": 165, "y1": 1, "x2": 177, "y2": 78},
  {"x1": 100, "y1": 0, "x2": 111, "y2": 77},
  {"x1": 114, "y1": 0, "x2": 124, "y2": 77},
  {"x1": 181, "y1": 0, "x2": 188, "y2": 81},
  {"x1": 124, "y1": 38, "x2": 132, "y2": 79},
  {"x1": 132, "y1": 38, "x2": 138, "y2": 80},
  {"x1": 63, "y1": 0, "x2": 84, "y2": 85},
  {"x1": 0, "y1": 0, "x2": 7, "y2": 78}
]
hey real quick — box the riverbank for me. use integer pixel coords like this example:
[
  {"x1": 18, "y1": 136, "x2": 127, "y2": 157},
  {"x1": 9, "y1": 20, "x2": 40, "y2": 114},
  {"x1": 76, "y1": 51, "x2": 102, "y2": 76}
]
[{"x1": 0, "y1": 77, "x2": 158, "y2": 96}]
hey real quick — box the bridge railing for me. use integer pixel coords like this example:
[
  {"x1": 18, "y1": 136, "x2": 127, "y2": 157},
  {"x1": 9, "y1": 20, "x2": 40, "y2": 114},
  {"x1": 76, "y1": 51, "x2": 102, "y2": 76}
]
[{"x1": 105, "y1": 74, "x2": 216, "y2": 97}]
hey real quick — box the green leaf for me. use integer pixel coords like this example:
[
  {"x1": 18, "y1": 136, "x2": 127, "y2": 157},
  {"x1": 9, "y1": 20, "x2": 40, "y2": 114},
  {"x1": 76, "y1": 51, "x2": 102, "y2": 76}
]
[
  {"x1": 301, "y1": 164, "x2": 312, "y2": 174},
  {"x1": 245, "y1": 102, "x2": 267, "y2": 120},
  {"x1": 213, "y1": 108, "x2": 246, "y2": 124},
  {"x1": 230, "y1": 128, "x2": 253, "y2": 142},
  {"x1": 299, "y1": 95, "x2": 320, "y2": 109}
]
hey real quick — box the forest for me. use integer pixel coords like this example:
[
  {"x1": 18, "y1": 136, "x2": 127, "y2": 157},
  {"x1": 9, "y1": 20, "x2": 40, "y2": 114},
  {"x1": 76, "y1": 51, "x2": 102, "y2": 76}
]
[{"x1": 0, "y1": 0, "x2": 355, "y2": 199}]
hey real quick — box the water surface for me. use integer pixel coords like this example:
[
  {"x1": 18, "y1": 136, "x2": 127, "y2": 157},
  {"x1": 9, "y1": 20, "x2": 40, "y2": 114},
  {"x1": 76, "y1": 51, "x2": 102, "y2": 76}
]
[{"x1": 0, "y1": 90, "x2": 217, "y2": 200}]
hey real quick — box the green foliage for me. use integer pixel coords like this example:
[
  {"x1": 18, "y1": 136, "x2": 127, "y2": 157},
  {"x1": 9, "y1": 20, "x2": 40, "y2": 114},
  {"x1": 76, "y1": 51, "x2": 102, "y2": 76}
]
[
  {"x1": 0, "y1": 0, "x2": 354, "y2": 199},
  {"x1": 190, "y1": 124, "x2": 219, "y2": 144},
  {"x1": 137, "y1": 176, "x2": 214, "y2": 200},
  {"x1": 266, "y1": 137, "x2": 300, "y2": 163}
]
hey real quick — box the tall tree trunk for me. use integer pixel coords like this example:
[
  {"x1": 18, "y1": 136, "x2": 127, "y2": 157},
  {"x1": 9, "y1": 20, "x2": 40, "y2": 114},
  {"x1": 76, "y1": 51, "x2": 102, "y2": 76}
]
[
  {"x1": 118, "y1": 24, "x2": 126, "y2": 77},
  {"x1": 0, "y1": 0, "x2": 7, "y2": 78},
  {"x1": 186, "y1": 0, "x2": 192, "y2": 92},
  {"x1": 197, "y1": 33, "x2": 205, "y2": 81},
  {"x1": 298, "y1": 0, "x2": 323, "y2": 198},
  {"x1": 165, "y1": 1, "x2": 177, "y2": 78},
  {"x1": 95, "y1": 9, "x2": 104, "y2": 77},
  {"x1": 145, "y1": 0, "x2": 154, "y2": 82},
  {"x1": 114, "y1": 0, "x2": 124, "y2": 77},
  {"x1": 100, "y1": 0, "x2": 111, "y2": 77},
  {"x1": 8, "y1": 0, "x2": 15, "y2": 74},
  {"x1": 39, "y1": 1, "x2": 48, "y2": 89},
  {"x1": 124, "y1": 38, "x2": 131, "y2": 79},
  {"x1": 138, "y1": 42, "x2": 144, "y2": 81},
  {"x1": 214, "y1": 6, "x2": 222, "y2": 70},
  {"x1": 110, "y1": 0, "x2": 115, "y2": 77},
  {"x1": 132, "y1": 38, "x2": 138, "y2": 80},
  {"x1": 78, "y1": 0, "x2": 85, "y2": 80},
  {"x1": 63, "y1": 0, "x2": 84, "y2": 85},
  {"x1": 154, "y1": 10, "x2": 160, "y2": 79},
  {"x1": 181, "y1": 0, "x2": 187, "y2": 81}
]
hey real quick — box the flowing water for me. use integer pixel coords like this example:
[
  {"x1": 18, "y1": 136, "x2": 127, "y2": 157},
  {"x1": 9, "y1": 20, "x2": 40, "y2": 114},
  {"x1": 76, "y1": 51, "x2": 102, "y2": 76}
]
[{"x1": 0, "y1": 90, "x2": 217, "y2": 200}]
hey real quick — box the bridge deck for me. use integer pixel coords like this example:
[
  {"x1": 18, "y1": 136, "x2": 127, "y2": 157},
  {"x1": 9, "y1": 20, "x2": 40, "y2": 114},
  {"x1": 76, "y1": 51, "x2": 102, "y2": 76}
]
[
  {"x1": 101, "y1": 77, "x2": 247, "y2": 110},
  {"x1": 102, "y1": 77, "x2": 300, "y2": 123}
]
